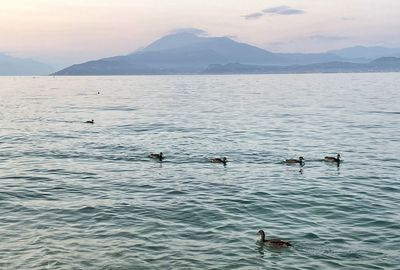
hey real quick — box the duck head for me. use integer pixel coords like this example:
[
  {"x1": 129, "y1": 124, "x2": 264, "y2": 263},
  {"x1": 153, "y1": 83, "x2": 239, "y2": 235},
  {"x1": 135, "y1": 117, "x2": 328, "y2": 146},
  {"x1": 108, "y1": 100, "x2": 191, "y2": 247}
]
[{"x1": 257, "y1": 229, "x2": 266, "y2": 241}]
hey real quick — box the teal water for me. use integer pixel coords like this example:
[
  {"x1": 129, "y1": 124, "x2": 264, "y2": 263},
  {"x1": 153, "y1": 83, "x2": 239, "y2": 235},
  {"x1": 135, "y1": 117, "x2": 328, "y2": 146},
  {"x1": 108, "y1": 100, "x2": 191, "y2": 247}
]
[{"x1": 0, "y1": 74, "x2": 399, "y2": 269}]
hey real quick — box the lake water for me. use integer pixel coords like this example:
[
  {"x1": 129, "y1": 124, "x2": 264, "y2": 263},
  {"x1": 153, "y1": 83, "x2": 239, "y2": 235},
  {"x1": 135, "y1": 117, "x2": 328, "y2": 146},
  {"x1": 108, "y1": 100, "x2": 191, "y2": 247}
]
[{"x1": 0, "y1": 74, "x2": 399, "y2": 269}]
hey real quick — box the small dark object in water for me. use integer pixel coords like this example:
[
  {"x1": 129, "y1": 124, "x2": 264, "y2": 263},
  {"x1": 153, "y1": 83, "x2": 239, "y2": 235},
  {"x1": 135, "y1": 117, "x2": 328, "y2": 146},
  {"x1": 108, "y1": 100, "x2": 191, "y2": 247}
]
[
  {"x1": 85, "y1": 120, "x2": 94, "y2": 124},
  {"x1": 285, "y1": 156, "x2": 304, "y2": 165},
  {"x1": 324, "y1": 153, "x2": 341, "y2": 163},
  {"x1": 149, "y1": 152, "x2": 163, "y2": 161},
  {"x1": 211, "y1": 157, "x2": 227, "y2": 164},
  {"x1": 258, "y1": 229, "x2": 292, "y2": 248}
]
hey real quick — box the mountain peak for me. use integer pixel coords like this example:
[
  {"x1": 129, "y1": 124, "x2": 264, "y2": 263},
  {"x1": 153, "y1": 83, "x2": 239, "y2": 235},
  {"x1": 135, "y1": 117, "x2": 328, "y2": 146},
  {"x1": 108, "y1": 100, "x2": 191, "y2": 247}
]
[
  {"x1": 0, "y1": 53, "x2": 54, "y2": 75},
  {"x1": 329, "y1": 46, "x2": 400, "y2": 60},
  {"x1": 54, "y1": 31, "x2": 400, "y2": 76},
  {"x1": 141, "y1": 32, "x2": 205, "y2": 52},
  {"x1": 371, "y1": 56, "x2": 400, "y2": 64}
]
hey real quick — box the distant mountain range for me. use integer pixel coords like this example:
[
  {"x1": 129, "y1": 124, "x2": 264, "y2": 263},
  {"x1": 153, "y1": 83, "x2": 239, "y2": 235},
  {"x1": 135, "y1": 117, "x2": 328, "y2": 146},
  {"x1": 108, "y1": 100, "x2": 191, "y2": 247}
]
[
  {"x1": 53, "y1": 33, "x2": 346, "y2": 75},
  {"x1": 0, "y1": 53, "x2": 54, "y2": 76},
  {"x1": 203, "y1": 57, "x2": 400, "y2": 74},
  {"x1": 328, "y1": 46, "x2": 400, "y2": 61},
  {"x1": 52, "y1": 33, "x2": 400, "y2": 75},
  {"x1": 3, "y1": 32, "x2": 400, "y2": 76}
]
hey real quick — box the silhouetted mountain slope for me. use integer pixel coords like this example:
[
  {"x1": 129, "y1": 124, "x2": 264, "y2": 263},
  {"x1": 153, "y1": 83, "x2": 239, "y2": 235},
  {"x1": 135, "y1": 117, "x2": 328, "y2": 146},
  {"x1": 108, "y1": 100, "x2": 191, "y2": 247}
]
[
  {"x1": 139, "y1": 32, "x2": 206, "y2": 52},
  {"x1": 52, "y1": 31, "x2": 400, "y2": 75},
  {"x1": 203, "y1": 57, "x2": 400, "y2": 74},
  {"x1": 0, "y1": 53, "x2": 54, "y2": 75},
  {"x1": 53, "y1": 32, "x2": 344, "y2": 75},
  {"x1": 277, "y1": 52, "x2": 342, "y2": 65},
  {"x1": 329, "y1": 46, "x2": 400, "y2": 61}
]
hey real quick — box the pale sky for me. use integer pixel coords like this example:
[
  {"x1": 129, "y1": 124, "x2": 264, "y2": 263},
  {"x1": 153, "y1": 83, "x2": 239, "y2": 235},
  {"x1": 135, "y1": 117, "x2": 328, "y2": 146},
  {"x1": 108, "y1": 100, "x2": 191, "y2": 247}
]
[{"x1": 1, "y1": 0, "x2": 399, "y2": 68}]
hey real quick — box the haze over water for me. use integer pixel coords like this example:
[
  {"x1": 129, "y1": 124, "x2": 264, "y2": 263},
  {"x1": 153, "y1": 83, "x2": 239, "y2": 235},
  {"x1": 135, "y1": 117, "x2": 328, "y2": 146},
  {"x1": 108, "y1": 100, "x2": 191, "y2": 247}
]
[{"x1": 0, "y1": 74, "x2": 399, "y2": 269}]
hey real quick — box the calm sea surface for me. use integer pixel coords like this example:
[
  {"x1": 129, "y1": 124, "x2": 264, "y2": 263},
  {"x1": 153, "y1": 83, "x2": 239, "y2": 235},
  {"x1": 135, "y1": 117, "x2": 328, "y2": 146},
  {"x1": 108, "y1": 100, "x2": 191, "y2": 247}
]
[{"x1": 0, "y1": 74, "x2": 399, "y2": 269}]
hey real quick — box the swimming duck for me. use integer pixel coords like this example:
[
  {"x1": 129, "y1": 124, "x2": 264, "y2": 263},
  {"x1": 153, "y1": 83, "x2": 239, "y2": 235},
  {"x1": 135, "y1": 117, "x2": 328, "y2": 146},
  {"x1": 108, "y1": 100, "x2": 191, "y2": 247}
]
[
  {"x1": 257, "y1": 229, "x2": 292, "y2": 248},
  {"x1": 324, "y1": 153, "x2": 340, "y2": 163},
  {"x1": 85, "y1": 119, "x2": 94, "y2": 124},
  {"x1": 285, "y1": 157, "x2": 304, "y2": 165},
  {"x1": 149, "y1": 152, "x2": 163, "y2": 161},
  {"x1": 211, "y1": 157, "x2": 227, "y2": 164}
]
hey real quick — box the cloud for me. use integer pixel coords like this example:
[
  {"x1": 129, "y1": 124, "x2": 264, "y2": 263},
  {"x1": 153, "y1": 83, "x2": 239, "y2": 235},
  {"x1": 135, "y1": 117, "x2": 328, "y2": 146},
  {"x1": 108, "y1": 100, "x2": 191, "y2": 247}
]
[
  {"x1": 262, "y1": 6, "x2": 305, "y2": 15},
  {"x1": 308, "y1": 35, "x2": 348, "y2": 41},
  {"x1": 224, "y1": 34, "x2": 238, "y2": 39},
  {"x1": 243, "y1": 6, "x2": 304, "y2": 20},
  {"x1": 265, "y1": 41, "x2": 286, "y2": 47},
  {"x1": 341, "y1": 17, "x2": 355, "y2": 21},
  {"x1": 243, "y1": 12, "x2": 264, "y2": 20},
  {"x1": 170, "y1": 28, "x2": 208, "y2": 36}
]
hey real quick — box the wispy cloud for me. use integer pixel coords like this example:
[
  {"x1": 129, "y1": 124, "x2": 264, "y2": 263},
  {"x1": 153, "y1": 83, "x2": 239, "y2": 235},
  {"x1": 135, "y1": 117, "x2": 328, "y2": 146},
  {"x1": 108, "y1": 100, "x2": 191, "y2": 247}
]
[
  {"x1": 224, "y1": 34, "x2": 238, "y2": 39},
  {"x1": 243, "y1": 5, "x2": 305, "y2": 20},
  {"x1": 170, "y1": 28, "x2": 208, "y2": 36},
  {"x1": 340, "y1": 17, "x2": 355, "y2": 21},
  {"x1": 243, "y1": 12, "x2": 264, "y2": 20},
  {"x1": 265, "y1": 41, "x2": 286, "y2": 47},
  {"x1": 263, "y1": 6, "x2": 305, "y2": 15},
  {"x1": 308, "y1": 35, "x2": 348, "y2": 41}
]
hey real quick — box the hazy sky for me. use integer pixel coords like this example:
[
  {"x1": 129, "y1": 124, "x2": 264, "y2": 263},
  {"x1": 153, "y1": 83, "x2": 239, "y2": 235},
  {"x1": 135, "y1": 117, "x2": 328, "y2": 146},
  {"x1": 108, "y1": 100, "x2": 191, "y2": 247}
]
[{"x1": 1, "y1": 0, "x2": 399, "y2": 67}]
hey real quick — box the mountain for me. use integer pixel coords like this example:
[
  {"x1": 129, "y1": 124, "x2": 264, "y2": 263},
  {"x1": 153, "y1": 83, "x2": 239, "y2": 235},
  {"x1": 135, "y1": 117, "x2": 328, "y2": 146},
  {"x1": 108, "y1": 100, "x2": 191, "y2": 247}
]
[
  {"x1": 277, "y1": 52, "x2": 342, "y2": 65},
  {"x1": 52, "y1": 31, "x2": 400, "y2": 76},
  {"x1": 140, "y1": 33, "x2": 283, "y2": 63},
  {"x1": 52, "y1": 32, "x2": 343, "y2": 75},
  {"x1": 329, "y1": 46, "x2": 400, "y2": 61},
  {"x1": 138, "y1": 32, "x2": 206, "y2": 52},
  {"x1": 203, "y1": 57, "x2": 400, "y2": 74},
  {"x1": 0, "y1": 53, "x2": 54, "y2": 75},
  {"x1": 53, "y1": 33, "x2": 283, "y2": 75}
]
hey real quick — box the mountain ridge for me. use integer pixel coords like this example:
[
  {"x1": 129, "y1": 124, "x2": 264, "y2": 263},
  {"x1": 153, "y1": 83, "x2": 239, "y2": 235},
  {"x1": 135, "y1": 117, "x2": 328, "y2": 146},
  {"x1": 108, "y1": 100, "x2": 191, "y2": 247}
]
[
  {"x1": 0, "y1": 53, "x2": 54, "y2": 76},
  {"x1": 328, "y1": 46, "x2": 400, "y2": 60},
  {"x1": 203, "y1": 57, "x2": 400, "y2": 74},
  {"x1": 51, "y1": 32, "x2": 400, "y2": 75}
]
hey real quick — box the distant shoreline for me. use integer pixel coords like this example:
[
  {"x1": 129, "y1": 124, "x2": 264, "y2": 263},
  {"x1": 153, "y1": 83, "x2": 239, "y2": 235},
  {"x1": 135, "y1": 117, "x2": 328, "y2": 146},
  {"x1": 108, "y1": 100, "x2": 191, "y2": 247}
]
[
  {"x1": 50, "y1": 57, "x2": 400, "y2": 76},
  {"x1": 2, "y1": 71, "x2": 400, "y2": 77}
]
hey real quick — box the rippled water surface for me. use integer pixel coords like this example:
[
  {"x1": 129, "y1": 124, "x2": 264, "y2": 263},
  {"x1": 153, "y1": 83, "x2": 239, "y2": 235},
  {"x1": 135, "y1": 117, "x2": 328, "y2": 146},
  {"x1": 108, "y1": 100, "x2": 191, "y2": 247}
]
[{"x1": 0, "y1": 74, "x2": 399, "y2": 269}]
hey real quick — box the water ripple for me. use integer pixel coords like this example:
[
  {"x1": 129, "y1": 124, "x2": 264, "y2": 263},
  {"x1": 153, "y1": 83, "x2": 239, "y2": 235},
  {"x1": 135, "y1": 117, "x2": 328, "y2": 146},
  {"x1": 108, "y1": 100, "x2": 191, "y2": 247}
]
[{"x1": 0, "y1": 74, "x2": 399, "y2": 269}]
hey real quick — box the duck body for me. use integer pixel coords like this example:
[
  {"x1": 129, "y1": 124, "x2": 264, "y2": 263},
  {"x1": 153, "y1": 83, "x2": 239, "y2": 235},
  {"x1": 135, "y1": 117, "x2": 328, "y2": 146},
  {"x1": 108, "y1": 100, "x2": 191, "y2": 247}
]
[
  {"x1": 285, "y1": 157, "x2": 304, "y2": 165},
  {"x1": 324, "y1": 154, "x2": 340, "y2": 163},
  {"x1": 149, "y1": 152, "x2": 163, "y2": 161},
  {"x1": 211, "y1": 157, "x2": 227, "y2": 164},
  {"x1": 85, "y1": 120, "x2": 94, "y2": 124},
  {"x1": 258, "y1": 229, "x2": 291, "y2": 248},
  {"x1": 264, "y1": 239, "x2": 292, "y2": 248}
]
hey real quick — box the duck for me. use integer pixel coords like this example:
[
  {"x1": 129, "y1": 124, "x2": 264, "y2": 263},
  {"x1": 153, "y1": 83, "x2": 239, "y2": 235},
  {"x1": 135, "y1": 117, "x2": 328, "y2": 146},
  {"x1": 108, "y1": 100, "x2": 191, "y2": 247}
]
[
  {"x1": 257, "y1": 229, "x2": 292, "y2": 248},
  {"x1": 85, "y1": 119, "x2": 94, "y2": 124},
  {"x1": 211, "y1": 157, "x2": 227, "y2": 165},
  {"x1": 149, "y1": 152, "x2": 163, "y2": 161},
  {"x1": 324, "y1": 153, "x2": 340, "y2": 163},
  {"x1": 285, "y1": 156, "x2": 304, "y2": 165}
]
